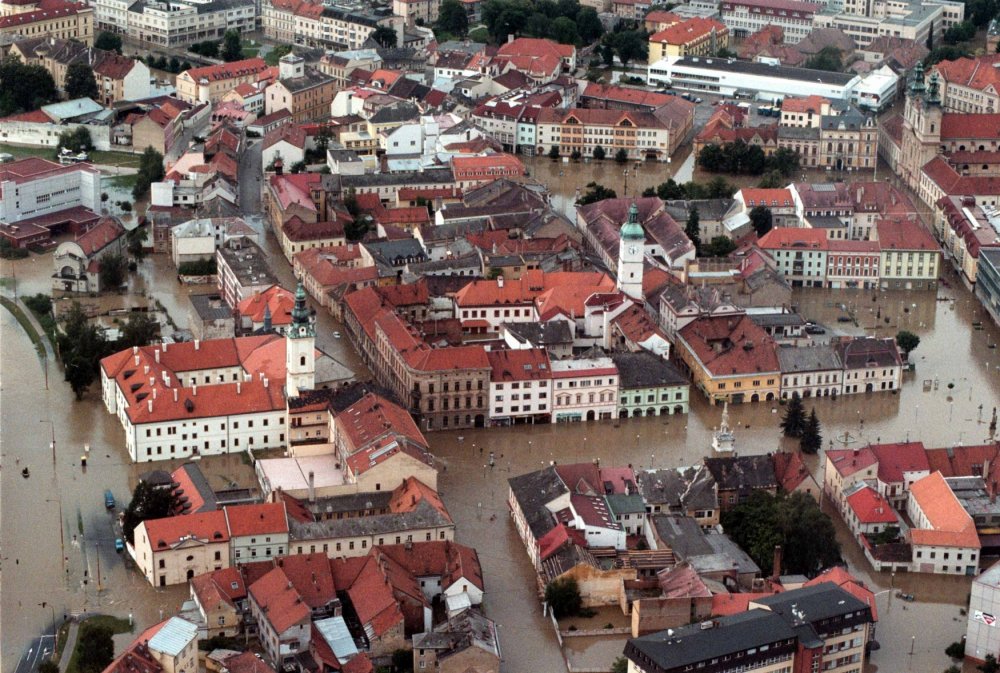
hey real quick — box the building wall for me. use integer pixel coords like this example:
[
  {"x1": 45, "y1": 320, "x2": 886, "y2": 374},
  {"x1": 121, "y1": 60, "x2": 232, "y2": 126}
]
[
  {"x1": 966, "y1": 571, "x2": 1000, "y2": 661},
  {"x1": 911, "y1": 542, "x2": 979, "y2": 574},
  {"x1": 551, "y1": 373, "x2": 619, "y2": 422},
  {"x1": 0, "y1": 7, "x2": 93, "y2": 44},
  {"x1": 617, "y1": 384, "x2": 689, "y2": 417},
  {"x1": 134, "y1": 529, "x2": 229, "y2": 587},
  {"x1": 231, "y1": 532, "x2": 289, "y2": 565},
  {"x1": 289, "y1": 525, "x2": 454, "y2": 559},
  {"x1": 780, "y1": 369, "x2": 842, "y2": 399}
]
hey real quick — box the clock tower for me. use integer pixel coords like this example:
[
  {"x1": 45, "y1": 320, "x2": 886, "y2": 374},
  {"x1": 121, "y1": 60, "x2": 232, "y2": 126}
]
[
  {"x1": 617, "y1": 202, "x2": 645, "y2": 300},
  {"x1": 285, "y1": 281, "x2": 316, "y2": 397}
]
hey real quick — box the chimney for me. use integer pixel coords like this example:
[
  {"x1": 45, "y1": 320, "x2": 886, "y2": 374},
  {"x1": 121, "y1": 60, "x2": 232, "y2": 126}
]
[
  {"x1": 155, "y1": 349, "x2": 160, "y2": 363},
  {"x1": 194, "y1": 340, "x2": 200, "y2": 351},
  {"x1": 771, "y1": 545, "x2": 783, "y2": 582},
  {"x1": 192, "y1": 383, "x2": 197, "y2": 396},
  {"x1": 133, "y1": 346, "x2": 138, "y2": 354},
  {"x1": 134, "y1": 354, "x2": 140, "y2": 365},
  {"x1": 263, "y1": 377, "x2": 269, "y2": 388},
  {"x1": 497, "y1": 275, "x2": 504, "y2": 288},
  {"x1": 308, "y1": 470, "x2": 316, "y2": 504},
  {"x1": 173, "y1": 388, "x2": 178, "y2": 402},
  {"x1": 237, "y1": 381, "x2": 242, "y2": 394},
  {"x1": 148, "y1": 399, "x2": 153, "y2": 413}
]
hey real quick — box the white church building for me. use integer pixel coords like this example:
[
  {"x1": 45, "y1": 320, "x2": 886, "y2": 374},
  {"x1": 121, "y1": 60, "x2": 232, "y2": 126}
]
[{"x1": 100, "y1": 284, "x2": 318, "y2": 462}]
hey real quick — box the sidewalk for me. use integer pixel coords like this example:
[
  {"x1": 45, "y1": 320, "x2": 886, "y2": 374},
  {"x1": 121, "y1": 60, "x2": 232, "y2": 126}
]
[
  {"x1": 57, "y1": 620, "x2": 78, "y2": 673},
  {"x1": 0, "y1": 292, "x2": 55, "y2": 360}
]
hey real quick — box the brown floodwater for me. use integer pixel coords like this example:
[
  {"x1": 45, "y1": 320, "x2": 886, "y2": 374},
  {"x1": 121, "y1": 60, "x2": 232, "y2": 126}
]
[{"x1": 3, "y1": 178, "x2": 1000, "y2": 673}]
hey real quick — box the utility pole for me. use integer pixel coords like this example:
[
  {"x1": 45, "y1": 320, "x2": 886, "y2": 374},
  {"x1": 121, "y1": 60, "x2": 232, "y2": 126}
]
[{"x1": 40, "y1": 419, "x2": 55, "y2": 465}]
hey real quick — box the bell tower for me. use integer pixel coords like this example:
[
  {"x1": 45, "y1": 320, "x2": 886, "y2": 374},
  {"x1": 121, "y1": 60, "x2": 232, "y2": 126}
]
[
  {"x1": 617, "y1": 202, "x2": 645, "y2": 301},
  {"x1": 900, "y1": 63, "x2": 942, "y2": 190},
  {"x1": 285, "y1": 282, "x2": 315, "y2": 397}
]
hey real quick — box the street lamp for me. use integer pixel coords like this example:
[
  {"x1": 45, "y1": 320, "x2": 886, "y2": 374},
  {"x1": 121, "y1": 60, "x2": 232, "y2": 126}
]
[
  {"x1": 39, "y1": 419, "x2": 55, "y2": 465},
  {"x1": 45, "y1": 497, "x2": 66, "y2": 577}
]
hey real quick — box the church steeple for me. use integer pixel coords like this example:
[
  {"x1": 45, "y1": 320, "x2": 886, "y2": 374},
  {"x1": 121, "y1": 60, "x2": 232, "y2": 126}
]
[
  {"x1": 289, "y1": 282, "x2": 314, "y2": 339},
  {"x1": 617, "y1": 201, "x2": 645, "y2": 300},
  {"x1": 621, "y1": 202, "x2": 645, "y2": 241},
  {"x1": 285, "y1": 281, "x2": 315, "y2": 397},
  {"x1": 908, "y1": 61, "x2": 926, "y2": 98},
  {"x1": 926, "y1": 71, "x2": 941, "y2": 107}
]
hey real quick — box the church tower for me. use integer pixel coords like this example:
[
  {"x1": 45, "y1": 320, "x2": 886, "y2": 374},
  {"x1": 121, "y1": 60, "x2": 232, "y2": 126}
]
[
  {"x1": 900, "y1": 62, "x2": 943, "y2": 191},
  {"x1": 617, "y1": 202, "x2": 645, "y2": 300},
  {"x1": 285, "y1": 282, "x2": 315, "y2": 397}
]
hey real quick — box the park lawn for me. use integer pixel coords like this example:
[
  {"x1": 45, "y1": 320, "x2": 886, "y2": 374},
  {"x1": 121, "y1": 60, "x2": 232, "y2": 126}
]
[
  {"x1": 65, "y1": 615, "x2": 134, "y2": 673},
  {"x1": 0, "y1": 143, "x2": 143, "y2": 168},
  {"x1": 241, "y1": 47, "x2": 259, "y2": 58},
  {"x1": 106, "y1": 173, "x2": 139, "y2": 189}
]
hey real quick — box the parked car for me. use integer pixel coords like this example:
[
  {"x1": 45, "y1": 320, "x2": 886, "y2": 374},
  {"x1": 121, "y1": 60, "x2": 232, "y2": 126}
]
[
  {"x1": 115, "y1": 538, "x2": 125, "y2": 553},
  {"x1": 104, "y1": 489, "x2": 115, "y2": 510},
  {"x1": 805, "y1": 325, "x2": 826, "y2": 334},
  {"x1": 332, "y1": 331, "x2": 342, "y2": 339}
]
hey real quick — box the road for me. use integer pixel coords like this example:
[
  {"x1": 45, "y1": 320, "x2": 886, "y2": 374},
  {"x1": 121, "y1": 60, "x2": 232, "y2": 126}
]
[
  {"x1": 239, "y1": 138, "x2": 263, "y2": 215},
  {"x1": 12, "y1": 635, "x2": 56, "y2": 673}
]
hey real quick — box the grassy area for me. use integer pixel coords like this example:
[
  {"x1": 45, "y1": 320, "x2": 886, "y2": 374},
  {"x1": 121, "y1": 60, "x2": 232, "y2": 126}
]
[
  {"x1": 65, "y1": 616, "x2": 134, "y2": 673},
  {"x1": 241, "y1": 47, "x2": 260, "y2": 58},
  {"x1": 106, "y1": 173, "x2": 139, "y2": 189},
  {"x1": 0, "y1": 143, "x2": 143, "y2": 168},
  {"x1": 0, "y1": 295, "x2": 46, "y2": 358}
]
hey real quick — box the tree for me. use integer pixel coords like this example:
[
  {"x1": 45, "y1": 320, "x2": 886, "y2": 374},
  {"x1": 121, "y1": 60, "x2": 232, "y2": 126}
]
[
  {"x1": 346, "y1": 215, "x2": 372, "y2": 241},
  {"x1": 612, "y1": 30, "x2": 647, "y2": 69},
  {"x1": 576, "y1": 181, "x2": 617, "y2": 206},
  {"x1": 133, "y1": 146, "x2": 165, "y2": 201},
  {"x1": 77, "y1": 621, "x2": 115, "y2": 673},
  {"x1": 168, "y1": 56, "x2": 180, "y2": 73},
  {"x1": 0, "y1": 55, "x2": 58, "y2": 115},
  {"x1": 945, "y1": 642, "x2": 965, "y2": 660},
  {"x1": 800, "y1": 408, "x2": 822, "y2": 454},
  {"x1": 592, "y1": 145, "x2": 606, "y2": 161},
  {"x1": 99, "y1": 253, "x2": 127, "y2": 291},
  {"x1": 943, "y1": 20, "x2": 976, "y2": 44},
  {"x1": 570, "y1": 148, "x2": 582, "y2": 161},
  {"x1": 722, "y1": 491, "x2": 841, "y2": 575},
  {"x1": 545, "y1": 577, "x2": 583, "y2": 618},
  {"x1": 611, "y1": 657, "x2": 628, "y2": 673},
  {"x1": 118, "y1": 312, "x2": 159, "y2": 348},
  {"x1": 122, "y1": 480, "x2": 179, "y2": 544},
  {"x1": 980, "y1": 655, "x2": 1000, "y2": 673},
  {"x1": 766, "y1": 147, "x2": 801, "y2": 177},
  {"x1": 600, "y1": 42, "x2": 615, "y2": 66},
  {"x1": 391, "y1": 648, "x2": 413, "y2": 673},
  {"x1": 38, "y1": 661, "x2": 60, "y2": 673},
  {"x1": 780, "y1": 393, "x2": 806, "y2": 438},
  {"x1": 372, "y1": 25, "x2": 399, "y2": 48},
  {"x1": 577, "y1": 7, "x2": 604, "y2": 43},
  {"x1": 750, "y1": 205, "x2": 773, "y2": 237},
  {"x1": 925, "y1": 45, "x2": 971, "y2": 66},
  {"x1": 221, "y1": 30, "x2": 243, "y2": 62},
  {"x1": 896, "y1": 330, "x2": 920, "y2": 360},
  {"x1": 57, "y1": 126, "x2": 94, "y2": 154},
  {"x1": 94, "y1": 31, "x2": 123, "y2": 54},
  {"x1": 264, "y1": 44, "x2": 293, "y2": 66},
  {"x1": 548, "y1": 145, "x2": 561, "y2": 160},
  {"x1": 804, "y1": 46, "x2": 843, "y2": 72},
  {"x1": 126, "y1": 226, "x2": 148, "y2": 261},
  {"x1": 614, "y1": 148, "x2": 629, "y2": 163},
  {"x1": 551, "y1": 16, "x2": 578, "y2": 44},
  {"x1": 685, "y1": 207, "x2": 701, "y2": 253},
  {"x1": 436, "y1": 0, "x2": 469, "y2": 36},
  {"x1": 702, "y1": 236, "x2": 737, "y2": 257},
  {"x1": 65, "y1": 62, "x2": 99, "y2": 100}
]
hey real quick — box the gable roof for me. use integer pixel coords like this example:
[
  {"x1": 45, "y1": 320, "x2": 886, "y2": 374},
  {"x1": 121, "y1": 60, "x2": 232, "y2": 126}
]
[
  {"x1": 909, "y1": 471, "x2": 980, "y2": 548},
  {"x1": 249, "y1": 566, "x2": 312, "y2": 634}
]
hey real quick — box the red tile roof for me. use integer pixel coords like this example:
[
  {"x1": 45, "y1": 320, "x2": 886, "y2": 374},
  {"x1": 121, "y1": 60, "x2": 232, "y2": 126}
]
[
  {"x1": 940, "y1": 113, "x2": 1000, "y2": 140},
  {"x1": 337, "y1": 392, "x2": 427, "y2": 454},
  {"x1": 781, "y1": 95, "x2": 830, "y2": 113},
  {"x1": 487, "y1": 348, "x2": 552, "y2": 382},
  {"x1": 183, "y1": 58, "x2": 268, "y2": 84},
  {"x1": 249, "y1": 566, "x2": 312, "y2": 634},
  {"x1": 803, "y1": 567, "x2": 878, "y2": 621},
  {"x1": 650, "y1": 17, "x2": 728, "y2": 45},
  {"x1": 237, "y1": 285, "x2": 295, "y2": 326},
  {"x1": 711, "y1": 592, "x2": 776, "y2": 616},
  {"x1": 142, "y1": 510, "x2": 229, "y2": 550},
  {"x1": 74, "y1": 217, "x2": 124, "y2": 257},
  {"x1": 869, "y1": 442, "x2": 929, "y2": 484},
  {"x1": 826, "y1": 448, "x2": 878, "y2": 478},
  {"x1": 677, "y1": 314, "x2": 780, "y2": 376},
  {"x1": 739, "y1": 188, "x2": 793, "y2": 208},
  {"x1": 0, "y1": 0, "x2": 84, "y2": 29},
  {"x1": 771, "y1": 451, "x2": 813, "y2": 493},
  {"x1": 875, "y1": 218, "x2": 938, "y2": 252},
  {"x1": 909, "y1": 472, "x2": 980, "y2": 549},
  {"x1": 225, "y1": 502, "x2": 289, "y2": 537},
  {"x1": 377, "y1": 540, "x2": 483, "y2": 592},
  {"x1": 581, "y1": 82, "x2": 677, "y2": 109},
  {"x1": 846, "y1": 486, "x2": 898, "y2": 524},
  {"x1": 757, "y1": 227, "x2": 828, "y2": 250},
  {"x1": 933, "y1": 55, "x2": 1000, "y2": 93},
  {"x1": 275, "y1": 552, "x2": 337, "y2": 609}
]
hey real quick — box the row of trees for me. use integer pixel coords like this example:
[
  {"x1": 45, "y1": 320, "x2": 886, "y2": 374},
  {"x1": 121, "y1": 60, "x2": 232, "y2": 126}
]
[
  {"x1": 479, "y1": 0, "x2": 604, "y2": 46},
  {"x1": 188, "y1": 30, "x2": 244, "y2": 62},
  {"x1": 698, "y1": 142, "x2": 801, "y2": 177},
  {"x1": 780, "y1": 395, "x2": 823, "y2": 454},
  {"x1": 550, "y1": 145, "x2": 629, "y2": 163},
  {"x1": 643, "y1": 177, "x2": 738, "y2": 201},
  {"x1": 140, "y1": 54, "x2": 192, "y2": 74}
]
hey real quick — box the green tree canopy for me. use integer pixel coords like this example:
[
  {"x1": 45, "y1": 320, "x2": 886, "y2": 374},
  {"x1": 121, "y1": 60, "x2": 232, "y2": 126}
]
[
  {"x1": 95, "y1": 31, "x2": 123, "y2": 54},
  {"x1": 722, "y1": 491, "x2": 841, "y2": 575},
  {"x1": 545, "y1": 577, "x2": 583, "y2": 618},
  {"x1": 749, "y1": 205, "x2": 773, "y2": 237},
  {"x1": 57, "y1": 126, "x2": 94, "y2": 154},
  {"x1": 371, "y1": 25, "x2": 399, "y2": 48},
  {"x1": 614, "y1": 147, "x2": 629, "y2": 163},
  {"x1": 577, "y1": 181, "x2": 617, "y2": 206},
  {"x1": 780, "y1": 393, "x2": 806, "y2": 438},
  {"x1": 685, "y1": 206, "x2": 701, "y2": 253},
  {"x1": 611, "y1": 30, "x2": 647, "y2": 68},
  {"x1": 65, "y1": 62, "x2": 100, "y2": 100},
  {"x1": 896, "y1": 330, "x2": 920, "y2": 359},
  {"x1": 0, "y1": 55, "x2": 58, "y2": 115},
  {"x1": 118, "y1": 312, "x2": 159, "y2": 348},
  {"x1": 436, "y1": 0, "x2": 470, "y2": 36},
  {"x1": 77, "y1": 622, "x2": 115, "y2": 673},
  {"x1": 592, "y1": 145, "x2": 606, "y2": 161},
  {"x1": 123, "y1": 480, "x2": 179, "y2": 544},
  {"x1": 221, "y1": 30, "x2": 243, "y2": 62},
  {"x1": 59, "y1": 302, "x2": 111, "y2": 399},
  {"x1": 265, "y1": 44, "x2": 294, "y2": 66},
  {"x1": 550, "y1": 16, "x2": 578, "y2": 45},
  {"x1": 133, "y1": 147, "x2": 165, "y2": 201},
  {"x1": 576, "y1": 7, "x2": 604, "y2": 43},
  {"x1": 800, "y1": 408, "x2": 822, "y2": 454},
  {"x1": 702, "y1": 236, "x2": 737, "y2": 258},
  {"x1": 99, "y1": 253, "x2": 127, "y2": 291},
  {"x1": 804, "y1": 46, "x2": 843, "y2": 72}
]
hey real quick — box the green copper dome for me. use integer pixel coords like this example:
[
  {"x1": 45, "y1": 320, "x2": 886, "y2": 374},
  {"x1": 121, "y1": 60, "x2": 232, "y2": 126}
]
[
  {"x1": 290, "y1": 281, "x2": 315, "y2": 338},
  {"x1": 621, "y1": 202, "x2": 645, "y2": 241}
]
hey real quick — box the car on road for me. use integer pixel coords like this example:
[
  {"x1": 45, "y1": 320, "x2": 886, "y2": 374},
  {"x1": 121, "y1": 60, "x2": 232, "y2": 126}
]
[
  {"x1": 333, "y1": 331, "x2": 341, "y2": 339},
  {"x1": 115, "y1": 538, "x2": 124, "y2": 553},
  {"x1": 104, "y1": 490, "x2": 115, "y2": 510},
  {"x1": 805, "y1": 325, "x2": 826, "y2": 335}
]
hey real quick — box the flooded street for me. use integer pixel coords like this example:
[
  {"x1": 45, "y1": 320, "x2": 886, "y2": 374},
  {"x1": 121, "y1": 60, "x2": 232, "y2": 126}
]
[{"x1": 2, "y1": 166, "x2": 999, "y2": 673}]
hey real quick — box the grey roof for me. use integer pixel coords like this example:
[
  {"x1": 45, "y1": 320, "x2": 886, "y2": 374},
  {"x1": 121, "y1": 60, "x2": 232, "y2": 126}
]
[
  {"x1": 412, "y1": 608, "x2": 499, "y2": 658},
  {"x1": 704, "y1": 455, "x2": 778, "y2": 492},
  {"x1": 701, "y1": 533, "x2": 760, "y2": 575},
  {"x1": 508, "y1": 466, "x2": 567, "y2": 540},
  {"x1": 278, "y1": 68, "x2": 335, "y2": 93},
  {"x1": 749, "y1": 312, "x2": 805, "y2": 328},
  {"x1": 363, "y1": 237, "x2": 427, "y2": 268},
  {"x1": 502, "y1": 321, "x2": 573, "y2": 347},
  {"x1": 148, "y1": 617, "x2": 198, "y2": 657},
  {"x1": 369, "y1": 102, "x2": 421, "y2": 125},
  {"x1": 672, "y1": 56, "x2": 857, "y2": 85},
  {"x1": 663, "y1": 199, "x2": 735, "y2": 223},
  {"x1": 612, "y1": 352, "x2": 688, "y2": 389},
  {"x1": 606, "y1": 493, "x2": 646, "y2": 516},
  {"x1": 175, "y1": 462, "x2": 219, "y2": 513},
  {"x1": 807, "y1": 215, "x2": 847, "y2": 228},
  {"x1": 189, "y1": 293, "x2": 233, "y2": 322},
  {"x1": 217, "y1": 240, "x2": 276, "y2": 288},
  {"x1": 311, "y1": 490, "x2": 393, "y2": 516},
  {"x1": 834, "y1": 336, "x2": 901, "y2": 369},
  {"x1": 340, "y1": 167, "x2": 454, "y2": 188},
  {"x1": 625, "y1": 609, "x2": 797, "y2": 671},
  {"x1": 753, "y1": 582, "x2": 870, "y2": 626},
  {"x1": 436, "y1": 40, "x2": 487, "y2": 55},
  {"x1": 636, "y1": 466, "x2": 718, "y2": 512},
  {"x1": 289, "y1": 499, "x2": 451, "y2": 539},
  {"x1": 313, "y1": 616, "x2": 359, "y2": 661},
  {"x1": 650, "y1": 514, "x2": 713, "y2": 558},
  {"x1": 778, "y1": 125, "x2": 821, "y2": 140},
  {"x1": 777, "y1": 345, "x2": 842, "y2": 373}
]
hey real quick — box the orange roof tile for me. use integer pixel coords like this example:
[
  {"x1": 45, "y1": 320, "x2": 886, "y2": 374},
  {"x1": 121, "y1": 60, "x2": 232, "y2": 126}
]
[
  {"x1": 183, "y1": 58, "x2": 268, "y2": 84},
  {"x1": 650, "y1": 17, "x2": 728, "y2": 45},
  {"x1": 238, "y1": 285, "x2": 296, "y2": 326},
  {"x1": 225, "y1": 503, "x2": 288, "y2": 537},
  {"x1": 249, "y1": 566, "x2": 312, "y2": 634},
  {"x1": 846, "y1": 486, "x2": 898, "y2": 524},
  {"x1": 142, "y1": 510, "x2": 229, "y2": 550},
  {"x1": 909, "y1": 471, "x2": 980, "y2": 549}
]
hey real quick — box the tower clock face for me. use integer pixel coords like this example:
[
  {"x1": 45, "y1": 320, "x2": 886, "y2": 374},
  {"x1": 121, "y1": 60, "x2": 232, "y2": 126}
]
[{"x1": 627, "y1": 245, "x2": 638, "y2": 255}]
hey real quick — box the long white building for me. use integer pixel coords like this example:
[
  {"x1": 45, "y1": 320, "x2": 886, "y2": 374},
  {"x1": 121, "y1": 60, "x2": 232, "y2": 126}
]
[{"x1": 648, "y1": 56, "x2": 861, "y2": 102}]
